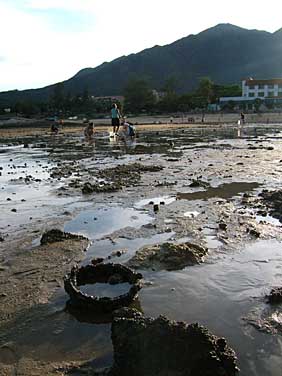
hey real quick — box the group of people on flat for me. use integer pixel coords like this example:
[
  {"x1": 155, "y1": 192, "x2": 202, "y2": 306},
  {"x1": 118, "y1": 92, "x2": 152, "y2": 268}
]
[
  {"x1": 110, "y1": 103, "x2": 136, "y2": 138},
  {"x1": 84, "y1": 103, "x2": 136, "y2": 140},
  {"x1": 51, "y1": 103, "x2": 136, "y2": 141}
]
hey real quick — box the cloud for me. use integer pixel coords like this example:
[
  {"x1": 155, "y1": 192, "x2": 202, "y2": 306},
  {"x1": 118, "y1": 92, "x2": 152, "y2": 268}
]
[
  {"x1": 0, "y1": 0, "x2": 281, "y2": 91},
  {"x1": 25, "y1": 0, "x2": 95, "y2": 12}
]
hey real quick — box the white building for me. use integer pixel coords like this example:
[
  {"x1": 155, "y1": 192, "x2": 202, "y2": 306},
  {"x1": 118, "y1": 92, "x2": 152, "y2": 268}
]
[
  {"x1": 242, "y1": 78, "x2": 282, "y2": 99},
  {"x1": 219, "y1": 78, "x2": 282, "y2": 108}
]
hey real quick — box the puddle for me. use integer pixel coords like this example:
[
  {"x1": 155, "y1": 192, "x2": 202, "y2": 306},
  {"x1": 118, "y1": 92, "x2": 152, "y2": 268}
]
[
  {"x1": 79, "y1": 282, "x2": 132, "y2": 298},
  {"x1": 84, "y1": 232, "x2": 174, "y2": 264},
  {"x1": 177, "y1": 182, "x2": 260, "y2": 201},
  {"x1": 255, "y1": 214, "x2": 281, "y2": 226},
  {"x1": 64, "y1": 206, "x2": 153, "y2": 240}
]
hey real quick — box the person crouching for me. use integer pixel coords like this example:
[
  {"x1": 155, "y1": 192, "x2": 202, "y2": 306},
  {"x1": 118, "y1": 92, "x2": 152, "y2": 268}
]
[{"x1": 84, "y1": 122, "x2": 94, "y2": 139}]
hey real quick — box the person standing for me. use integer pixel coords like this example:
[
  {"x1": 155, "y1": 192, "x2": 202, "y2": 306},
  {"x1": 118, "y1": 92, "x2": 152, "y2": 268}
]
[
  {"x1": 240, "y1": 112, "x2": 245, "y2": 125},
  {"x1": 111, "y1": 103, "x2": 121, "y2": 134}
]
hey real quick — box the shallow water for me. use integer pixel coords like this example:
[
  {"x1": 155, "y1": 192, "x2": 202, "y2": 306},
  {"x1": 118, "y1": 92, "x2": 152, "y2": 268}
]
[
  {"x1": 79, "y1": 282, "x2": 132, "y2": 298},
  {"x1": 177, "y1": 182, "x2": 260, "y2": 200},
  {"x1": 64, "y1": 206, "x2": 153, "y2": 240}
]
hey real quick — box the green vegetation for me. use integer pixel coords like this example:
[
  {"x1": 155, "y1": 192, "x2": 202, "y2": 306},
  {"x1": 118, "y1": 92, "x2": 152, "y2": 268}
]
[{"x1": 0, "y1": 78, "x2": 242, "y2": 117}]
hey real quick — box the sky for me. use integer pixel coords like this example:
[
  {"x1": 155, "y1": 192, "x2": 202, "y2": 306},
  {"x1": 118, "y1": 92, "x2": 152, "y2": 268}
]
[{"x1": 0, "y1": 0, "x2": 281, "y2": 92}]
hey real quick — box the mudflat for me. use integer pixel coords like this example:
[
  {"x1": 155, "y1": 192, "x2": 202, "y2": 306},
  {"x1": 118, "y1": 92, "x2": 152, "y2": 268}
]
[{"x1": 1, "y1": 122, "x2": 282, "y2": 375}]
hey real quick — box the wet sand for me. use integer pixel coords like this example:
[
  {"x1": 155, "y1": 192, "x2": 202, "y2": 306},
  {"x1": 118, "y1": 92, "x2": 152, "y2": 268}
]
[{"x1": 1, "y1": 123, "x2": 282, "y2": 375}]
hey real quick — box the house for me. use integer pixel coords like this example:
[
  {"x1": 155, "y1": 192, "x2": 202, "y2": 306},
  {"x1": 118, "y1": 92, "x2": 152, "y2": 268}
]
[{"x1": 219, "y1": 78, "x2": 282, "y2": 109}]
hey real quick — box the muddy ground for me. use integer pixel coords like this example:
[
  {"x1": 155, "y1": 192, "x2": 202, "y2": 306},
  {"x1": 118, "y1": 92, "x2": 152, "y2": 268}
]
[{"x1": 1, "y1": 123, "x2": 282, "y2": 375}]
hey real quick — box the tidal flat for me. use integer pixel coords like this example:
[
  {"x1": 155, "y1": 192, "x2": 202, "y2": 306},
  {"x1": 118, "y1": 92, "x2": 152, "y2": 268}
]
[{"x1": 1, "y1": 123, "x2": 282, "y2": 375}]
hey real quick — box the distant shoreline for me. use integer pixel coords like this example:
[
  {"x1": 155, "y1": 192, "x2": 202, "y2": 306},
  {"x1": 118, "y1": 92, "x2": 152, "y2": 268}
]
[{"x1": 1, "y1": 112, "x2": 282, "y2": 138}]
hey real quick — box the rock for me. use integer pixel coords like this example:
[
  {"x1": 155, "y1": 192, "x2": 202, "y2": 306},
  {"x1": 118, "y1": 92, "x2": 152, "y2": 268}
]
[
  {"x1": 40, "y1": 229, "x2": 87, "y2": 245},
  {"x1": 249, "y1": 229, "x2": 260, "y2": 238},
  {"x1": 113, "y1": 307, "x2": 143, "y2": 320},
  {"x1": 218, "y1": 222, "x2": 227, "y2": 231},
  {"x1": 82, "y1": 181, "x2": 121, "y2": 194},
  {"x1": 153, "y1": 204, "x2": 159, "y2": 212},
  {"x1": 91, "y1": 258, "x2": 104, "y2": 265},
  {"x1": 189, "y1": 179, "x2": 210, "y2": 188},
  {"x1": 111, "y1": 249, "x2": 127, "y2": 257},
  {"x1": 127, "y1": 242, "x2": 208, "y2": 271},
  {"x1": 11, "y1": 208, "x2": 17, "y2": 213},
  {"x1": 259, "y1": 189, "x2": 282, "y2": 222},
  {"x1": 111, "y1": 314, "x2": 239, "y2": 376},
  {"x1": 64, "y1": 263, "x2": 143, "y2": 312},
  {"x1": 267, "y1": 287, "x2": 282, "y2": 304}
]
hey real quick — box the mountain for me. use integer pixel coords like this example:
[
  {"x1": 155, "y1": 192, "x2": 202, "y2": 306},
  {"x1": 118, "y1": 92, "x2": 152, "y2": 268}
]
[{"x1": 1, "y1": 23, "x2": 282, "y2": 105}]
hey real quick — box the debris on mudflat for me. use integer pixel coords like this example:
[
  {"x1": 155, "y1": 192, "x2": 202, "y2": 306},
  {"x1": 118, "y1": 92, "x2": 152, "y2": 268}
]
[
  {"x1": 64, "y1": 263, "x2": 143, "y2": 312},
  {"x1": 127, "y1": 242, "x2": 208, "y2": 271},
  {"x1": 82, "y1": 181, "x2": 121, "y2": 194},
  {"x1": 79, "y1": 163, "x2": 163, "y2": 194},
  {"x1": 110, "y1": 311, "x2": 239, "y2": 376},
  {"x1": 267, "y1": 287, "x2": 282, "y2": 304},
  {"x1": 40, "y1": 229, "x2": 87, "y2": 245}
]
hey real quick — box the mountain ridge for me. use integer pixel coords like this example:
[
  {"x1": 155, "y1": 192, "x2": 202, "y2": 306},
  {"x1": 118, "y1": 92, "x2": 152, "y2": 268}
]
[{"x1": 1, "y1": 23, "x2": 282, "y2": 105}]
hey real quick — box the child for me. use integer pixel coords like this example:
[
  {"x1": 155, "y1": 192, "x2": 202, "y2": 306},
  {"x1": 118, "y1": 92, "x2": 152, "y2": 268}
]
[
  {"x1": 120, "y1": 119, "x2": 136, "y2": 139},
  {"x1": 84, "y1": 122, "x2": 94, "y2": 139}
]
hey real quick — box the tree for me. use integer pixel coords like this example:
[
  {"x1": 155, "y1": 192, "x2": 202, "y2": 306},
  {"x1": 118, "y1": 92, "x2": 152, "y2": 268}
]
[
  {"x1": 254, "y1": 98, "x2": 262, "y2": 112},
  {"x1": 197, "y1": 77, "x2": 214, "y2": 104},
  {"x1": 124, "y1": 78, "x2": 156, "y2": 113},
  {"x1": 162, "y1": 76, "x2": 179, "y2": 96}
]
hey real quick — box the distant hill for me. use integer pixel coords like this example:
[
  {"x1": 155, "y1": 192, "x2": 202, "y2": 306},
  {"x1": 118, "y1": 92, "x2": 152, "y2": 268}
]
[{"x1": 1, "y1": 23, "x2": 282, "y2": 105}]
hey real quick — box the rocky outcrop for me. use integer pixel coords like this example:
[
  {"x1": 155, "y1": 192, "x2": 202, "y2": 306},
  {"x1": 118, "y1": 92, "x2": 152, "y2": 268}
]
[
  {"x1": 110, "y1": 312, "x2": 239, "y2": 376},
  {"x1": 127, "y1": 242, "x2": 208, "y2": 271},
  {"x1": 40, "y1": 229, "x2": 87, "y2": 245},
  {"x1": 81, "y1": 163, "x2": 163, "y2": 194}
]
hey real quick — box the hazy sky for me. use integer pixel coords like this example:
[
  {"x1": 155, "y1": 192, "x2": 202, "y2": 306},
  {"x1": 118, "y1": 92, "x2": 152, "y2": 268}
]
[{"x1": 0, "y1": 0, "x2": 281, "y2": 92}]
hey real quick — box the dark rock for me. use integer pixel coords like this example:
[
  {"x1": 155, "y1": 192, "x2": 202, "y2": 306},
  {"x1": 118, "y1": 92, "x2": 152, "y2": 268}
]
[
  {"x1": 267, "y1": 287, "x2": 282, "y2": 304},
  {"x1": 248, "y1": 229, "x2": 260, "y2": 238},
  {"x1": 259, "y1": 190, "x2": 282, "y2": 222},
  {"x1": 111, "y1": 314, "x2": 239, "y2": 376},
  {"x1": 11, "y1": 208, "x2": 17, "y2": 213},
  {"x1": 40, "y1": 229, "x2": 87, "y2": 245},
  {"x1": 189, "y1": 179, "x2": 210, "y2": 188},
  {"x1": 82, "y1": 181, "x2": 121, "y2": 194},
  {"x1": 64, "y1": 263, "x2": 143, "y2": 312},
  {"x1": 219, "y1": 222, "x2": 227, "y2": 231},
  {"x1": 113, "y1": 307, "x2": 143, "y2": 320},
  {"x1": 91, "y1": 258, "x2": 104, "y2": 265}
]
